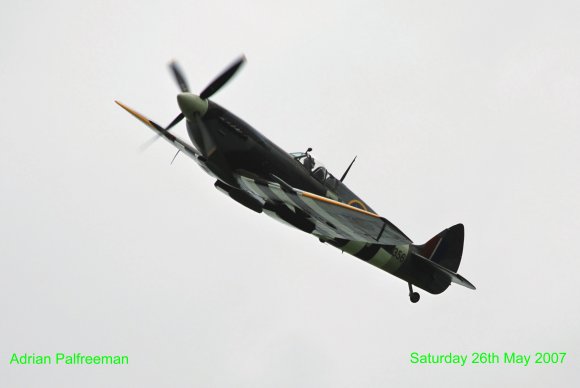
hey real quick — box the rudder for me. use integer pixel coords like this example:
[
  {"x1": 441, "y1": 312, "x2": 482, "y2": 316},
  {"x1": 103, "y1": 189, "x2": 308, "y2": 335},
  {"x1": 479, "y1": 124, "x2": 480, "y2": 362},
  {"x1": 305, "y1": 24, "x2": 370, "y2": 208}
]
[
  {"x1": 416, "y1": 223, "x2": 464, "y2": 273},
  {"x1": 395, "y1": 224, "x2": 473, "y2": 294}
]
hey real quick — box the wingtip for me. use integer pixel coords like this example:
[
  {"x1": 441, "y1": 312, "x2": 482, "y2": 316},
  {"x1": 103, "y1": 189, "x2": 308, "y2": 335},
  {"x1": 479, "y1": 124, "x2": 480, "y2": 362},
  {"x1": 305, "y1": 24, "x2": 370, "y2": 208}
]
[
  {"x1": 114, "y1": 100, "x2": 154, "y2": 128},
  {"x1": 115, "y1": 100, "x2": 130, "y2": 110}
]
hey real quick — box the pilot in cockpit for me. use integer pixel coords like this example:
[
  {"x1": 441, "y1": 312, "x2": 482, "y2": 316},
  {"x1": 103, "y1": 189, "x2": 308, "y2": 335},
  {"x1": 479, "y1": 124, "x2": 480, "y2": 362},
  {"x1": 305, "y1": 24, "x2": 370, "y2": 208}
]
[
  {"x1": 291, "y1": 148, "x2": 328, "y2": 181},
  {"x1": 289, "y1": 148, "x2": 341, "y2": 193},
  {"x1": 303, "y1": 153, "x2": 314, "y2": 171},
  {"x1": 289, "y1": 149, "x2": 361, "y2": 202},
  {"x1": 290, "y1": 148, "x2": 313, "y2": 169}
]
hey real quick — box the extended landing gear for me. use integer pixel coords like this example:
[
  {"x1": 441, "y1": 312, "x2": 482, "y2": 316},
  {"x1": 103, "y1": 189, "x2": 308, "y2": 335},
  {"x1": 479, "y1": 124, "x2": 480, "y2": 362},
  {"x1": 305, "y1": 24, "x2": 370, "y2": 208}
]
[{"x1": 408, "y1": 283, "x2": 420, "y2": 303}]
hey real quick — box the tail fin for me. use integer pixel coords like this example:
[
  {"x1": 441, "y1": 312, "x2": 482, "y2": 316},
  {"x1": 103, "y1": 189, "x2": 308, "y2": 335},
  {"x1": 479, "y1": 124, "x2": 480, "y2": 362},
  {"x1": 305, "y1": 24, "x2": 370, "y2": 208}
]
[
  {"x1": 400, "y1": 224, "x2": 475, "y2": 294},
  {"x1": 416, "y1": 223, "x2": 465, "y2": 273}
]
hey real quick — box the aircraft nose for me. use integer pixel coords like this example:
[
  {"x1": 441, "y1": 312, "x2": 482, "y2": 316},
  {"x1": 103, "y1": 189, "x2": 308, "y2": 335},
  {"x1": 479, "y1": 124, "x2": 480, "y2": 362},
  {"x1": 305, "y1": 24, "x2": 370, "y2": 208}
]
[{"x1": 177, "y1": 93, "x2": 208, "y2": 120}]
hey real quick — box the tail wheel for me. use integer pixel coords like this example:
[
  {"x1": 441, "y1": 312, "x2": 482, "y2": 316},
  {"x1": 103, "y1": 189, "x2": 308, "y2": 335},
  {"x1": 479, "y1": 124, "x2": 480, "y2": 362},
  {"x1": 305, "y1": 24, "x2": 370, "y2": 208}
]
[
  {"x1": 408, "y1": 283, "x2": 420, "y2": 303},
  {"x1": 410, "y1": 292, "x2": 420, "y2": 303}
]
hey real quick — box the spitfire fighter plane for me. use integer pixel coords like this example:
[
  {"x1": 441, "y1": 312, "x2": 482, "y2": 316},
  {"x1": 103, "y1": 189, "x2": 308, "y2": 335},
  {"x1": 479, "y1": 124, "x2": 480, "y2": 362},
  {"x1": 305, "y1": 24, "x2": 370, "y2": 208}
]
[{"x1": 116, "y1": 56, "x2": 475, "y2": 303}]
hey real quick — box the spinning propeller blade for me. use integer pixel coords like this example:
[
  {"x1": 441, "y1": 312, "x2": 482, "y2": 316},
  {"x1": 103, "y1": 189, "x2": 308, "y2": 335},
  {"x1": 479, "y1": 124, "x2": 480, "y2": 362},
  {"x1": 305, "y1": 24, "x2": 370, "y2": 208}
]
[
  {"x1": 200, "y1": 55, "x2": 246, "y2": 100},
  {"x1": 194, "y1": 114, "x2": 217, "y2": 156},
  {"x1": 169, "y1": 61, "x2": 190, "y2": 92},
  {"x1": 139, "y1": 113, "x2": 184, "y2": 151}
]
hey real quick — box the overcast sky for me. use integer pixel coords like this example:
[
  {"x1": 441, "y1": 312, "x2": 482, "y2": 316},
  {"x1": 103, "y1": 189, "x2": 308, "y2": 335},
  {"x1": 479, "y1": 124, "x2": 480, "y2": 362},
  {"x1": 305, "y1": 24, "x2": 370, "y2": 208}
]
[{"x1": 1, "y1": 1, "x2": 579, "y2": 387}]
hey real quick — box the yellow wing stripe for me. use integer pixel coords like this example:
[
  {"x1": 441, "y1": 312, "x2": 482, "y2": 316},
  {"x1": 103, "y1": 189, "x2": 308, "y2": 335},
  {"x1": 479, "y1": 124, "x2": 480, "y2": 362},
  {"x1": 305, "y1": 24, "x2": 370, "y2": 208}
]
[
  {"x1": 115, "y1": 100, "x2": 155, "y2": 129},
  {"x1": 300, "y1": 191, "x2": 380, "y2": 218}
]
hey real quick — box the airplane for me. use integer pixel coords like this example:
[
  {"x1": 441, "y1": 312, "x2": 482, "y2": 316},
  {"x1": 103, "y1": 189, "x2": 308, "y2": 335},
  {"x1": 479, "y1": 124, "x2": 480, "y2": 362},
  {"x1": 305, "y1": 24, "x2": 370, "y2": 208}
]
[{"x1": 115, "y1": 56, "x2": 475, "y2": 303}]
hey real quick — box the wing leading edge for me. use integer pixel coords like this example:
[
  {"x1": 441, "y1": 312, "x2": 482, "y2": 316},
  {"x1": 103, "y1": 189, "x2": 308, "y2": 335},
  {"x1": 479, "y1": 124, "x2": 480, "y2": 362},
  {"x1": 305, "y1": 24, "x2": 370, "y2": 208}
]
[{"x1": 115, "y1": 101, "x2": 205, "y2": 166}]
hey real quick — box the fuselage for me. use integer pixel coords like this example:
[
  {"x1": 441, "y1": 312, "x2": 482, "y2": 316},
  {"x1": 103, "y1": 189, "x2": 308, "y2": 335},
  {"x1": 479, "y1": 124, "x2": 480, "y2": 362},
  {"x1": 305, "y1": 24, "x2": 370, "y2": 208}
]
[
  {"x1": 190, "y1": 101, "x2": 375, "y2": 212},
  {"x1": 184, "y1": 101, "x2": 453, "y2": 294}
]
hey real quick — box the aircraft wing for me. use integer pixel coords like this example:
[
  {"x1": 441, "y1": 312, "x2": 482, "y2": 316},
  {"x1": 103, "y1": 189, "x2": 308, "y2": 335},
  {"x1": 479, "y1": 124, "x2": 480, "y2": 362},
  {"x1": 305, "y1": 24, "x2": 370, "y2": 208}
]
[
  {"x1": 238, "y1": 175, "x2": 413, "y2": 246},
  {"x1": 115, "y1": 101, "x2": 206, "y2": 166}
]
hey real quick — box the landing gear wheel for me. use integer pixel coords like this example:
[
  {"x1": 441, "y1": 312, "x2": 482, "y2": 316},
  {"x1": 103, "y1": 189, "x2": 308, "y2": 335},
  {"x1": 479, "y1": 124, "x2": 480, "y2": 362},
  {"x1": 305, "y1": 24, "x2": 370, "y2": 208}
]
[
  {"x1": 408, "y1": 283, "x2": 420, "y2": 303},
  {"x1": 410, "y1": 292, "x2": 420, "y2": 303}
]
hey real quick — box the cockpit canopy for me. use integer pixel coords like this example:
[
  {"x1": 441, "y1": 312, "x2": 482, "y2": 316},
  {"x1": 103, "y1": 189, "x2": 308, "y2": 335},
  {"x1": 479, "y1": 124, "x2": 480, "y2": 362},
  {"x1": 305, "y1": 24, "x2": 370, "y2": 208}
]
[
  {"x1": 290, "y1": 151, "x2": 339, "y2": 190},
  {"x1": 290, "y1": 151, "x2": 374, "y2": 212}
]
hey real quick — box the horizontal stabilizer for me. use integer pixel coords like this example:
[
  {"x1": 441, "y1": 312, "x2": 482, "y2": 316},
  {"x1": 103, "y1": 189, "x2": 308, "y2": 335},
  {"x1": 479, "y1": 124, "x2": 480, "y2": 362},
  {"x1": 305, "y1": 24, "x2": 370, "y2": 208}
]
[{"x1": 411, "y1": 252, "x2": 476, "y2": 290}]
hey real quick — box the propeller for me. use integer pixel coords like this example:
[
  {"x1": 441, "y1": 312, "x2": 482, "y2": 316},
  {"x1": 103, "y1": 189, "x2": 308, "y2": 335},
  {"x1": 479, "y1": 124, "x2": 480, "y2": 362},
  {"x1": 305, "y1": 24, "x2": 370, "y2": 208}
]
[
  {"x1": 172, "y1": 55, "x2": 245, "y2": 157},
  {"x1": 199, "y1": 56, "x2": 245, "y2": 100},
  {"x1": 169, "y1": 61, "x2": 190, "y2": 92},
  {"x1": 141, "y1": 56, "x2": 246, "y2": 156},
  {"x1": 139, "y1": 112, "x2": 184, "y2": 151},
  {"x1": 194, "y1": 114, "x2": 217, "y2": 156}
]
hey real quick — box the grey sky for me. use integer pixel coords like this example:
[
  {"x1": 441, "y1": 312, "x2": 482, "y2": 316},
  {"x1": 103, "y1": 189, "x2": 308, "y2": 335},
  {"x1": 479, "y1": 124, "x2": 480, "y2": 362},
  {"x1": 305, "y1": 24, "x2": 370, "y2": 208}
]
[{"x1": 1, "y1": 1, "x2": 579, "y2": 386}]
